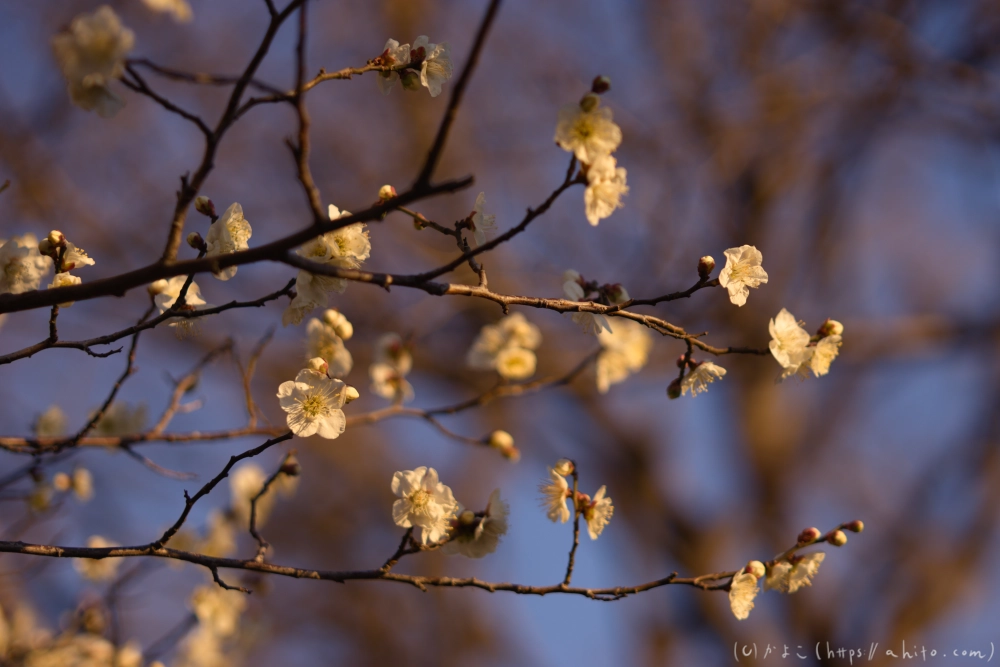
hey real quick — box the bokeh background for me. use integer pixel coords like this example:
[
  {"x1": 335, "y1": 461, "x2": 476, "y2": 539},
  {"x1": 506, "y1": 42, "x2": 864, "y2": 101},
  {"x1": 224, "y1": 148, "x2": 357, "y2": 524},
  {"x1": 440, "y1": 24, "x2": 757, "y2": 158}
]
[{"x1": 2, "y1": 0, "x2": 1000, "y2": 664}]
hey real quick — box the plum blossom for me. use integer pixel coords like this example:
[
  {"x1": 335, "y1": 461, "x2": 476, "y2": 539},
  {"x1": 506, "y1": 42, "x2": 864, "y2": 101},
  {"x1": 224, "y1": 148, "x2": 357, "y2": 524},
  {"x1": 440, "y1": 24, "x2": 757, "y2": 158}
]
[
  {"x1": 681, "y1": 361, "x2": 727, "y2": 397},
  {"x1": 729, "y1": 569, "x2": 760, "y2": 620},
  {"x1": 51, "y1": 6, "x2": 134, "y2": 117},
  {"x1": 563, "y1": 271, "x2": 612, "y2": 335},
  {"x1": 277, "y1": 365, "x2": 349, "y2": 438},
  {"x1": 583, "y1": 486, "x2": 614, "y2": 540},
  {"x1": 0, "y1": 234, "x2": 51, "y2": 294},
  {"x1": 190, "y1": 585, "x2": 247, "y2": 638},
  {"x1": 808, "y1": 334, "x2": 842, "y2": 377},
  {"x1": 370, "y1": 332, "x2": 414, "y2": 402},
  {"x1": 205, "y1": 203, "x2": 252, "y2": 281},
  {"x1": 467, "y1": 313, "x2": 542, "y2": 380},
  {"x1": 769, "y1": 308, "x2": 843, "y2": 379},
  {"x1": 765, "y1": 553, "x2": 826, "y2": 593},
  {"x1": 596, "y1": 318, "x2": 652, "y2": 393},
  {"x1": 411, "y1": 36, "x2": 453, "y2": 97},
  {"x1": 442, "y1": 489, "x2": 509, "y2": 558},
  {"x1": 152, "y1": 276, "x2": 213, "y2": 335},
  {"x1": 73, "y1": 536, "x2": 120, "y2": 581},
  {"x1": 306, "y1": 316, "x2": 353, "y2": 378},
  {"x1": 229, "y1": 463, "x2": 273, "y2": 527},
  {"x1": 374, "y1": 38, "x2": 411, "y2": 95},
  {"x1": 718, "y1": 245, "x2": 768, "y2": 307},
  {"x1": 469, "y1": 192, "x2": 496, "y2": 247},
  {"x1": 91, "y1": 401, "x2": 147, "y2": 436},
  {"x1": 583, "y1": 155, "x2": 628, "y2": 226},
  {"x1": 555, "y1": 100, "x2": 622, "y2": 164},
  {"x1": 538, "y1": 467, "x2": 571, "y2": 523},
  {"x1": 34, "y1": 405, "x2": 68, "y2": 438},
  {"x1": 391, "y1": 467, "x2": 458, "y2": 545}
]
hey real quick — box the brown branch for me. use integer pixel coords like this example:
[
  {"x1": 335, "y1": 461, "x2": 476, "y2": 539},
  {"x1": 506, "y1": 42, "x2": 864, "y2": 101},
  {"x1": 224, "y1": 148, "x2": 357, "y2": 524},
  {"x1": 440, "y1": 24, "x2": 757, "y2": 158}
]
[
  {"x1": 563, "y1": 468, "x2": 581, "y2": 585},
  {"x1": 121, "y1": 66, "x2": 212, "y2": 136},
  {"x1": 248, "y1": 452, "x2": 296, "y2": 562}
]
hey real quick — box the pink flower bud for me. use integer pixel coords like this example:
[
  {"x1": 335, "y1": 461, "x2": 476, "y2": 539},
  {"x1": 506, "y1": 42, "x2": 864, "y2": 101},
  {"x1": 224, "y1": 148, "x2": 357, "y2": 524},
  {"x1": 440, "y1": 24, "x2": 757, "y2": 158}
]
[
  {"x1": 194, "y1": 195, "x2": 216, "y2": 218},
  {"x1": 186, "y1": 231, "x2": 205, "y2": 251},
  {"x1": 698, "y1": 255, "x2": 716, "y2": 280},
  {"x1": 844, "y1": 520, "x2": 864, "y2": 533},
  {"x1": 797, "y1": 527, "x2": 821, "y2": 544},
  {"x1": 378, "y1": 184, "x2": 397, "y2": 201},
  {"x1": 591, "y1": 75, "x2": 611, "y2": 94}
]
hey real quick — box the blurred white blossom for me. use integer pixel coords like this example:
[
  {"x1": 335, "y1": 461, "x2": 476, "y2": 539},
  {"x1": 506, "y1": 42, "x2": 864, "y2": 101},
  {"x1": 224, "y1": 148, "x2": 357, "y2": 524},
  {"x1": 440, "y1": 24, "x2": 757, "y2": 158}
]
[
  {"x1": 412, "y1": 36, "x2": 453, "y2": 97},
  {"x1": 306, "y1": 316, "x2": 353, "y2": 377},
  {"x1": 73, "y1": 536, "x2": 120, "y2": 581},
  {"x1": 681, "y1": 361, "x2": 727, "y2": 397},
  {"x1": 596, "y1": 319, "x2": 652, "y2": 393},
  {"x1": 583, "y1": 155, "x2": 628, "y2": 226},
  {"x1": 538, "y1": 468, "x2": 570, "y2": 523},
  {"x1": 583, "y1": 485, "x2": 613, "y2": 540},
  {"x1": 442, "y1": 489, "x2": 509, "y2": 559},
  {"x1": 0, "y1": 234, "x2": 51, "y2": 295},
  {"x1": 33, "y1": 405, "x2": 67, "y2": 438},
  {"x1": 563, "y1": 275, "x2": 612, "y2": 335},
  {"x1": 142, "y1": 0, "x2": 193, "y2": 22},
  {"x1": 205, "y1": 203, "x2": 251, "y2": 281},
  {"x1": 190, "y1": 585, "x2": 247, "y2": 638},
  {"x1": 51, "y1": 6, "x2": 134, "y2": 117},
  {"x1": 765, "y1": 553, "x2": 825, "y2": 593},
  {"x1": 467, "y1": 313, "x2": 542, "y2": 380},
  {"x1": 729, "y1": 570, "x2": 760, "y2": 620},
  {"x1": 470, "y1": 192, "x2": 496, "y2": 247},
  {"x1": 91, "y1": 401, "x2": 147, "y2": 436},
  {"x1": 152, "y1": 276, "x2": 212, "y2": 335},
  {"x1": 554, "y1": 100, "x2": 622, "y2": 164}
]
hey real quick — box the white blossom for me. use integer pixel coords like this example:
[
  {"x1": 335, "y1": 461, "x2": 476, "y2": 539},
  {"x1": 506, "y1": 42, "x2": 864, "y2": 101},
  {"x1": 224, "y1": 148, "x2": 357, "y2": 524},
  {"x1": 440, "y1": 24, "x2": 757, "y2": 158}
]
[
  {"x1": 470, "y1": 192, "x2": 496, "y2": 247},
  {"x1": 563, "y1": 278, "x2": 612, "y2": 335},
  {"x1": 808, "y1": 334, "x2": 842, "y2": 377},
  {"x1": 583, "y1": 486, "x2": 614, "y2": 540},
  {"x1": 538, "y1": 468, "x2": 570, "y2": 523},
  {"x1": 467, "y1": 313, "x2": 541, "y2": 374},
  {"x1": 174, "y1": 626, "x2": 227, "y2": 667},
  {"x1": 205, "y1": 203, "x2": 251, "y2": 281},
  {"x1": 369, "y1": 362, "x2": 414, "y2": 403},
  {"x1": 229, "y1": 463, "x2": 273, "y2": 527},
  {"x1": 61, "y1": 240, "x2": 96, "y2": 272},
  {"x1": 73, "y1": 536, "x2": 120, "y2": 581},
  {"x1": 375, "y1": 38, "x2": 411, "y2": 95},
  {"x1": 719, "y1": 245, "x2": 768, "y2": 307},
  {"x1": 305, "y1": 317, "x2": 353, "y2": 377},
  {"x1": 729, "y1": 570, "x2": 760, "y2": 620},
  {"x1": 442, "y1": 489, "x2": 509, "y2": 559},
  {"x1": 681, "y1": 361, "x2": 727, "y2": 397},
  {"x1": 0, "y1": 234, "x2": 51, "y2": 294},
  {"x1": 142, "y1": 0, "x2": 193, "y2": 22},
  {"x1": 34, "y1": 405, "x2": 67, "y2": 438},
  {"x1": 596, "y1": 319, "x2": 652, "y2": 393},
  {"x1": 153, "y1": 275, "x2": 212, "y2": 334},
  {"x1": 277, "y1": 367, "x2": 349, "y2": 438},
  {"x1": 495, "y1": 346, "x2": 537, "y2": 381},
  {"x1": 283, "y1": 271, "x2": 328, "y2": 327},
  {"x1": 51, "y1": 6, "x2": 134, "y2": 117},
  {"x1": 554, "y1": 102, "x2": 622, "y2": 164},
  {"x1": 48, "y1": 272, "x2": 81, "y2": 307},
  {"x1": 198, "y1": 509, "x2": 237, "y2": 559},
  {"x1": 374, "y1": 332, "x2": 412, "y2": 374},
  {"x1": 583, "y1": 154, "x2": 629, "y2": 226},
  {"x1": 765, "y1": 552, "x2": 826, "y2": 593},
  {"x1": 412, "y1": 36, "x2": 453, "y2": 97},
  {"x1": 322, "y1": 308, "x2": 353, "y2": 340},
  {"x1": 391, "y1": 467, "x2": 458, "y2": 545},
  {"x1": 768, "y1": 308, "x2": 813, "y2": 378},
  {"x1": 190, "y1": 585, "x2": 247, "y2": 638}
]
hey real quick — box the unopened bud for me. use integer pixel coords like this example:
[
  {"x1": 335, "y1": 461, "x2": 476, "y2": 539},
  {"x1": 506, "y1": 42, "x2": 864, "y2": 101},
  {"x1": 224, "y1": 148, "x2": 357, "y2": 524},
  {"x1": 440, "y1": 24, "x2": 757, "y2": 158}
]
[
  {"x1": 345, "y1": 386, "x2": 360, "y2": 403},
  {"x1": 400, "y1": 70, "x2": 421, "y2": 91},
  {"x1": 37, "y1": 238, "x2": 52, "y2": 256},
  {"x1": 378, "y1": 184, "x2": 397, "y2": 201},
  {"x1": 698, "y1": 255, "x2": 716, "y2": 280},
  {"x1": 47, "y1": 230, "x2": 65, "y2": 247},
  {"x1": 488, "y1": 429, "x2": 514, "y2": 451},
  {"x1": 52, "y1": 472, "x2": 71, "y2": 492},
  {"x1": 579, "y1": 93, "x2": 600, "y2": 112},
  {"x1": 676, "y1": 355, "x2": 689, "y2": 369},
  {"x1": 458, "y1": 509, "x2": 477, "y2": 527},
  {"x1": 797, "y1": 527, "x2": 821, "y2": 544},
  {"x1": 605, "y1": 283, "x2": 630, "y2": 305},
  {"x1": 322, "y1": 309, "x2": 353, "y2": 340},
  {"x1": 306, "y1": 357, "x2": 328, "y2": 375},
  {"x1": 553, "y1": 458, "x2": 574, "y2": 476},
  {"x1": 745, "y1": 560, "x2": 766, "y2": 579},
  {"x1": 280, "y1": 455, "x2": 301, "y2": 477},
  {"x1": 818, "y1": 318, "x2": 844, "y2": 337},
  {"x1": 194, "y1": 195, "x2": 216, "y2": 218},
  {"x1": 148, "y1": 279, "x2": 169, "y2": 296},
  {"x1": 844, "y1": 520, "x2": 864, "y2": 533},
  {"x1": 186, "y1": 231, "x2": 205, "y2": 251},
  {"x1": 591, "y1": 75, "x2": 611, "y2": 95},
  {"x1": 667, "y1": 378, "x2": 682, "y2": 399},
  {"x1": 827, "y1": 529, "x2": 848, "y2": 547}
]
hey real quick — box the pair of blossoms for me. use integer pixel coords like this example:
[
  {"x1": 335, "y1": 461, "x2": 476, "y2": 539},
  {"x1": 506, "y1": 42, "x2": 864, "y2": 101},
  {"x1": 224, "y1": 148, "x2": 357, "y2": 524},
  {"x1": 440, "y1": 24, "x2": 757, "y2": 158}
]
[
  {"x1": 554, "y1": 76, "x2": 629, "y2": 226},
  {"x1": 0, "y1": 231, "x2": 95, "y2": 306},
  {"x1": 373, "y1": 36, "x2": 454, "y2": 98},
  {"x1": 538, "y1": 459, "x2": 614, "y2": 540},
  {"x1": 727, "y1": 522, "x2": 863, "y2": 620}
]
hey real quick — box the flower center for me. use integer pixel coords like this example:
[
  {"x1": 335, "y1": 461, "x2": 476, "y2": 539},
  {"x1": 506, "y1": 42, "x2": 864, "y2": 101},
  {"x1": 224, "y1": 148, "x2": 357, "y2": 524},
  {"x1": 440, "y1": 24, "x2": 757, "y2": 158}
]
[
  {"x1": 409, "y1": 489, "x2": 432, "y2": 513},
  {"x1": 300, "y1": 394, "x2": 327, "y2": 419}
]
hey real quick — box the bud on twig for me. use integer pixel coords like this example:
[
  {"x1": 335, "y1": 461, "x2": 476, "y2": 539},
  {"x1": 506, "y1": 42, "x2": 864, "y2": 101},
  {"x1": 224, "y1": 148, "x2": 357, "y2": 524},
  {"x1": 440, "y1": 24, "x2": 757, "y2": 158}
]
[
  {"x1": 306, "y1": 357, "x2": 328, "y2": 375},
  {"x1": 698, "y1": 256, "x2": 715, "y2": 281},
  {"x1": 827, "y1": 529, "x2": 848, "y2": 547},
  {"x1": 280, "y1": 455, "x2": 301, "y2": 477},
  {"x1": 797, "y1": 527, "x2": 821, "y2": 544},
  {"x1": 345, "y1": 386, "x2": 360, "y2": 403},
  {"x1": 194, "y1": 195, "x2": 216, "y2": 218},
  {"x1": 818, "y1": 318, "x2": 844, "y2": 337},
  {"x1": 591, "y1": 75, "x2": 611, "y2": 95},
  {"x1": 553, "y1": 458, "x2": 574, "y2": 476},
  {"x1": 186, "y1": 231, "x2": 206, "y2": 251},
  {"x1": 667, "y1": 378, "x2": 682, "y2": 399},
  {"x1": 579, "y1": 93, "x2": 600, "y2": 112},
  {"x1": 47, "y1": 230, "x2": 66, "y2": 247},
  {"x1": 378, "y1": 184, "x2": 397, "y2": 201},
  {"x1": 844, "y1": 520, "x2": 864, "y2": 533},
  {"x1": 745, "y1": 560, "x2": 766, "y2": 579}
]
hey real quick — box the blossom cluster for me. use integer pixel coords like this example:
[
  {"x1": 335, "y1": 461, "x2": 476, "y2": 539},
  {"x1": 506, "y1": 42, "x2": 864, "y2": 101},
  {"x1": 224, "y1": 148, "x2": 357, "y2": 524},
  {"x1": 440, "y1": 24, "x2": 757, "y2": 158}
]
[
  {"x1": 538, "y1": 459, "x2": 614, "y2": 540},
  {"x1": 466, "y1": 312, "x2": 542, "y2": 381},
  {"x1": 370, "y1": 332, "x2": 415, "y2": 403},
  {"x1": 373, "y1": 36, "x2": 454, "y2": 97},
  {"x1": 561, "y1": 269, "x2": 629, "y2": 335},
  {"x1": 554, "y1": 78, "x2": 628, "y2": 226}
]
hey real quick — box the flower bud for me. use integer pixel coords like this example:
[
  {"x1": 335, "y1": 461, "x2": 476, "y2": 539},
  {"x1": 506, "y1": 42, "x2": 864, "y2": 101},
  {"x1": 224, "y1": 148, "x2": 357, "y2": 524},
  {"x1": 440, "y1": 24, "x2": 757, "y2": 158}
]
[
  {"x1": 827, "y1": 529, "x2": 848, "y2": 547},
  {"x1": 698, "y1": 255, "x2": 716, "y2": 280},
  {"x1": 666, "y1": 378, "x2": 682, "y2": 399},
  {"x1": 186, "y1": 231, "x2": 205, "y2": 251},
  {"x1": 280, "y1": 455, "x2": 301, "y2": 477},
  {"x1": 37, "y1": 238, "x2": 52, "y2": 256},
  {"x1": 553, "y1": 458, "x2": 574, "y2": 476},
  {"x1": 52, "y1": 472, "x2": 72, "y2": 492},
  {"x1": 488, "y1": 429, "x2": 514, "y2": 451},
  {"x1": 345, "y1": 386, "x2": 360, "y2": 403},
  {"x1": 147, "y1": 279, "x2": 169, "y2": 296},
  {"x1": 400, "y1": 70, "x2": 421, "y2": 91},
  {"x1": 378, "y1": 184, "x2": 397, "y2": 201},
  {"x1": 844, "y1": 520, "x2": 864, "y2": 533},
  {"x1": 322, "y1": 309, "x2": 353, "y2": 340},
  {"x1": 194, "y1": 195, "x2": 216, "y2": 218},
  {"x1": 591, "y1": 75, "x2": 611, "y2": 95},
  {"x1": 605, "y1": 283, "x2": 630, "y2": 305},
  {"x1": 47, "y1": 230, "x2": 65, "y2": 247},
  {"x1": 818, "y1": 318, "x2": 844, "y2": 337},
  {"x1": 72, "y1": 467, "x2": 93, "y2": 502},
  {"x1": 458, "y1": 509, "x2": 477, "y2": 527},
  {"x1": 306, "y1": 357, "x2": 328, "y2": 375},
  {"x1": 797, "y1": 527, "x2": 821, "y2": 544},
  {"x1": 579, "y1": 93, "x2": 600, "y2": 112},
  {"x1": 745, "y1": 560, "x2": 766, "y2": 579}
]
